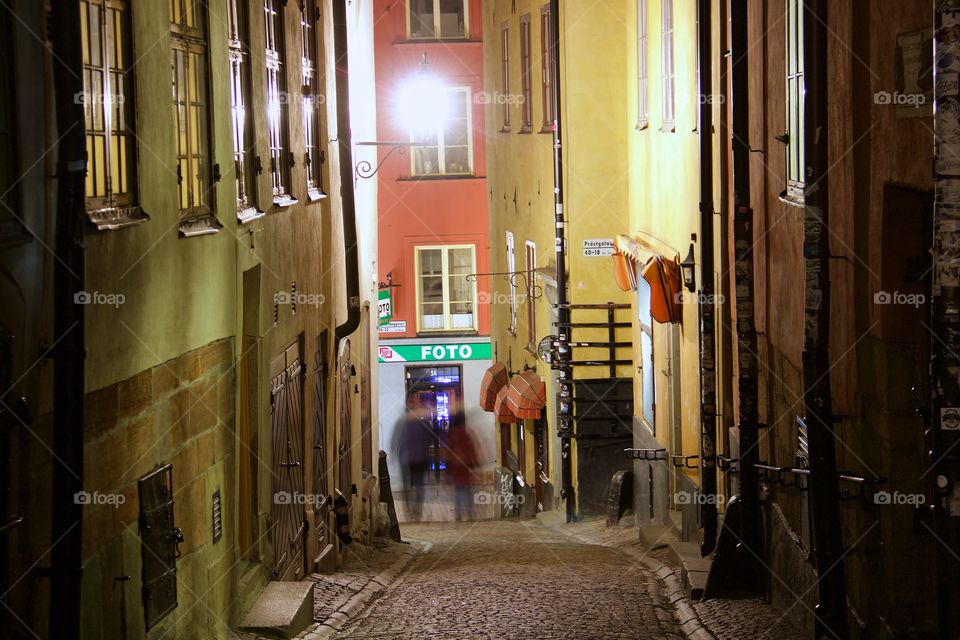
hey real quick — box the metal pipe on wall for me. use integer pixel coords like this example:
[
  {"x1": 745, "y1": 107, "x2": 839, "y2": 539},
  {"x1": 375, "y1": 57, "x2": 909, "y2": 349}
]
[
  {"x1": 548, "y1": 0, "x2": 574, "y2": 523},
  {"x1": 696, "y1": 0, "x2": 719, "y2": 556}
]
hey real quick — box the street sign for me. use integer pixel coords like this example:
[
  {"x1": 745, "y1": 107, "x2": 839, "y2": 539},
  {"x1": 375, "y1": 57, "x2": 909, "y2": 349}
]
[
  {"x1": 377, "y1": 289, "x2": 392, "y2": 325},
  {"x1": 378, "y1": 342, "x2": 493, "y2": 363},
  {"x1": 583, "y1": 238, "x2": 615, "y2": 257},
  {"x1": 378, "y1": 320, "x2": 406, "y2": 333}
]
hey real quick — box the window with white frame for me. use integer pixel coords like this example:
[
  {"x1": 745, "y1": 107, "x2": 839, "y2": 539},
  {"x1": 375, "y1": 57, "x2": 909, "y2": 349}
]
[
  {"x1": 637, "y1": 0, "x2": 649, "y2": 127},
  {"x1": 519, "y1": 13, "x2": 533, "y2": 131},
  {"x1": 265, "y1": 0, "x2": 295, "y2": 205},
  {"x1": 408, "y1": 0, "x2": 467, "y2": 39},
  {"x1": 227, "y1": 0, "x2": 259, "y2": 221},
  {"x1": 82, "y1": 0, "x2": 139, "y2": 222},
  {"x1": 525, "y1": 241, "x2": 537, "y2": 349},
  {"x1": 302, "y1": 0, "x2": 325, "y2": 200},
  {"x1": 539, "y1": 5, "x2": 554, "y2": 130},
  {"x1": 416, "y1": 245, "x2": 477, "y2": 332},
  {"x1": 171, "y1": 0, "x2": 215, "y2": 218},
  {"x1": 412, "y1": 87, "x2": 473, "y2": 176},
  {"x1": 785, "y1": 0, "x2": 805, "y2": 203},
  {"x1": 661, "y1": 0, "x2": 675, "y2": 128},
  {"x1": 506, "y1": 231, "x2": 517, "y2": 335}
]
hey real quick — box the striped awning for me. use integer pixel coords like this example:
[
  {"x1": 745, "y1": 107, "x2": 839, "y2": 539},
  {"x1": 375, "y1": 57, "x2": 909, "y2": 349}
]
[
  {"x1": 493, "y1": 387, "x2": 517, "y2": 424},
  {"x1": 505, "y1": 371, "x2": 547, "y2": 420},
  {"x1": 479, "y1": 362, "x2": 509, "y2": 412}
]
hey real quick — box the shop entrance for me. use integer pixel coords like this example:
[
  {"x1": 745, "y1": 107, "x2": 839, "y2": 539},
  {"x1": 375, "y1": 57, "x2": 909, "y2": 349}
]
[{"x1": 404, "y1": 365, "x2": 463, "y2": 485}]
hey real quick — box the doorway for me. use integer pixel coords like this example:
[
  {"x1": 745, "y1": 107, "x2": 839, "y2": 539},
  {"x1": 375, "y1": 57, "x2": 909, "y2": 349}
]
[{"x1": 404, "y1": 365, "x2": 463, "y2": 485}]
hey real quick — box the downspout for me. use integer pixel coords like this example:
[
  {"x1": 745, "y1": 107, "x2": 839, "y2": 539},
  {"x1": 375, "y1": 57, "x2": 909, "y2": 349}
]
[
  {"x1": 548, "y1": 0, "x2": 574, "y2": 523},
  {"x1": 931, "y1": 2, "x2": 960, "y2": 637},
  {"x1": 696, "y1": 0, "x2": 718, "y2": 556},
  {"x1": 332, "y1": 0, "x2": 361, "y2": 345},
  {"x1": 730, "y1": 0, "x2": 761, "y2": 565},
  {"x1": 50, "y1": 0, "x2": 86, "y2": 636},
  {"x1": 800, "y1": 0, "x2": 847, "y2": 637}
]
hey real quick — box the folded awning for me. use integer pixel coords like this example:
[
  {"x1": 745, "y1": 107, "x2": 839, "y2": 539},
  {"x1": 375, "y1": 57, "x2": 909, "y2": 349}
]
[
  {"x1": 505, "y1": 371, "x2": 547, "y2": 420},
  {"x1": 642, "y1": 255, "x2": 682, "y2": 324},
  {"x1": 493, "y1": 387, "x2": 517, "y2": 424},
  {"x1": 479, "y1": 362, "x2": 509, "y2": 411}
]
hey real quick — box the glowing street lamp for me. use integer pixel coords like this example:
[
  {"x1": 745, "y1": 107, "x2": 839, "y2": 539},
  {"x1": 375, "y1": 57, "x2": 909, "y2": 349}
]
[{"x1": 396, "y1": 53, "x2": 448, "y2": 138}]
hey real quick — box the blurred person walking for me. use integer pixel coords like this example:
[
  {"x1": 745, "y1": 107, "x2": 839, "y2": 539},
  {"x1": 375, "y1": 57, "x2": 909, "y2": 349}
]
[
  {"x1": 396, "y1": 405, "x2": 431, "y2": 521},
  {"x1": 446, "y1": 411, "x2": 478, "y2": 521}
]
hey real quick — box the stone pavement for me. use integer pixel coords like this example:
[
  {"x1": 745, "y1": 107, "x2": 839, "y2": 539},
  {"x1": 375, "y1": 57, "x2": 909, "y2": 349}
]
[
  {"x1": 553, "y1": 517, "x2": 807, "y2": 640},
  {"x1": 331, "y1": 520, "x2": 684, "y2": 639}
]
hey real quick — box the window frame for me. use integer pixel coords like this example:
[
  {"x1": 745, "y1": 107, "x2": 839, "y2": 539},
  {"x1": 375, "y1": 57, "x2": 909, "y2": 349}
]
[
  {"x1": 410, "y1": 86, "x2": 474, "y2": 177},
  {"x1": 301, "y1": 0, "x2": 326, "y2": 202},
  {"x1": 82, "y1": 0, "x2": 146, "y2": 229},
  {"x1": 784, "y1": 0, "x2": 806, "y2": 204},
  {"x1": 406, "y1": 0, "x2": 470, "y2": 40},
  {"x1": 170, "y1": 0, "x2": 221, "y2": 235},
  {"x1": 637, "y1": 0, "x2": 649, "y2": 129},
  {"x1": 519, "y1": 13, "x2": 533, "y2": 132},
  {"x1": 227, "y1": 0, "x2": 262, "y2": 223},
  {"x1": 525, "y1": 241, "x2": 537, "y2": 351},
  {"x1": 539, "y1": 5, "x2": 554, "y2": 132},
  {"x1": 506, "y1": 231, "x2": 518, "y2": 335},
  {"x1": 660, "y1": 0, "x2": 675, "y2": 130},
  {"x1": 414, "y1": 244, "x2": 479, "y2": 334},
  {"x1": 500, "y1": 22, "x2": 510, "y2": 132},
  {"x1": 264, "y1": 0, "x2": 297, "y2": 207}
]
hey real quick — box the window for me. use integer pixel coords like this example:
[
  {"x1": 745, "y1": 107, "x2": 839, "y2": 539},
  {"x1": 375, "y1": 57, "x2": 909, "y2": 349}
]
[
  {"x1": 500, "y1": 23, "x2": 510, "y2": 131},
  {"x1": 408, "y1": 0, "x2": 467, "y2": 39},
  {"x1": 171, "y1": 0, "x2": 219, "y2": 233},
  {"x1": 539, "y1": 6, "x2": 554, "y2": 130},
  {"x1": 412, "y1": 87, "x2": 473, "y2": 176},
  {"x1": 415, "y1": 245, "x2": 478, "y2": 332},
  {"x1": 525, "y1": 241, "x2": 537, "y2": 349},
  {"x1": 506, "y1": 231, "x2": 517, "y2": 334},
  {"x1": 637, "y1": 0, "x2": 649, "y2": 128},
  {"x1": 519, "y1": 14, "x2": 533, "y2": 131},
  {"x1": 785, "y1": 0, "x2": 805, "y2": 203},
  {"x1": 302, "y1": 0, "x2": 326, "y2": 201},
  {"x1": 227, "y1": 0, "x2": 261, "y2": 223},
  {"x1": 265, "y1": 0, "x2": 296, "y2": 206},
  {"x1": 661, "y1": 0, "x2": 675, "y2": 128},
  {"x1": 637, "y1": 268, "x2": 655, "y2": 428},
  {"x1": 82, "y1": 0, "x2": 145, "y2": 229}
]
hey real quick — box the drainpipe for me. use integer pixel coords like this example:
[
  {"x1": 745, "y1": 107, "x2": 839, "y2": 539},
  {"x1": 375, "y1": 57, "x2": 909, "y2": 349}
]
[
  {"x1": 932, "y1": 3, "x2": 960, "y2": 637},
  {"x1": 548, "y1": 0, "x2": 574, "y2": 523},
  {"x1": 696, "y1": 0, "x2": 718, "y2": 556},
  {"x1": 801, "y1": 0, "x2": 847, "y2": 637},
  {"x1": 730, "y1": 0, "x2": 761, "y2": 566},
  {"x1": 50, "y1": 0, "x2": 87, "y2": 636},
  {"x1": 332, "y1": 0, "x2": 361, "y2": 345}
]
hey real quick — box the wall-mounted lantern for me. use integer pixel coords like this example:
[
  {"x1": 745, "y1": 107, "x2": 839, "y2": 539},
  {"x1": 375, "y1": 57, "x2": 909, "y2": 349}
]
[{"x1": 680, "y1": 243, "x2": 697, "y2": 293}]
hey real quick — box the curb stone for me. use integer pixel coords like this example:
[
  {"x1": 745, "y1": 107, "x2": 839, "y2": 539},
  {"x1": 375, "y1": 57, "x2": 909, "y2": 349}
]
[
  {"x1": 300, "y1": 539, "x2": 432, "y2": 640},
  {"x1": 547, "y1": 523, "x2": 717, "y2": 640}
]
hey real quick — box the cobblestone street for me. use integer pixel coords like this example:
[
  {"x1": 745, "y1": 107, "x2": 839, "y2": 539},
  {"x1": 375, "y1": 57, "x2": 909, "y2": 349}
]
[{"x1": 334, "y1": 520, "x2": 684, "y2": 640}]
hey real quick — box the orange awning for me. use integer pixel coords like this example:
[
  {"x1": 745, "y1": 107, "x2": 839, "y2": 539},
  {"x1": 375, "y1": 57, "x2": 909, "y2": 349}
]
[
  {"x1": 493, "y1": 387, "x2": 517, "y2": 424},
  {"x1": 641, "y1": 255, "x2": 682, "y2": 324},
  {"x1": 479, "y1": 362, "x2": 509, "y2": 412},
  {"x1": 505, "y1": 371, "x2": 547, "y2": 420}
]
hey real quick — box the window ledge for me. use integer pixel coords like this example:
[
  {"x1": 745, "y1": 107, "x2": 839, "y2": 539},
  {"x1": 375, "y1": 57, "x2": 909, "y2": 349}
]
[
  {"x1": 397, "y1": 38, "x2": 479, "y2": 46},
  {"x1": 306, "y1": 188, "x2": 327, "y2": 203},
  {"x1": 518, "y1": 126, "x2": 534, "y2": 135},
  {"x1": 660, "y1": 122, "x2": 676, "y2": 133},
  {"x1": 272, "y1": 194, "x2": 299, "y2": 210},
  {"x1": 778, "y1": 186, "x2": 806, "y2": 208},
  {"x1": 179, "y1": 212, "x2": 223, "y2": 237},
  {"x1": 237, "y1": 205, "x2": 265, "y2": 225},
  {"x1": 636, "y1": 119, "x2": 650, "y2": 132},
  {"x1": 415, "y1": 330, "x2": 479, "y2": 338},
  {"x1": 87, "y1": 204, "x2": 150, "y2": 231},
  {"x1": 398, "y1": 175, "x2": 482, "y2": 182},
  {"x1": 500, "y1": 126, "x2": 511, "y2": 133}
]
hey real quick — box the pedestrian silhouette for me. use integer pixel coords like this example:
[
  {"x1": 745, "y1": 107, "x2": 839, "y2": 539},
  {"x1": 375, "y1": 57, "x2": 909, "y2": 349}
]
[
  {"x1": 396, "y1": 406, "x2": 431, "y2": 521},
  {"x1": 445, "y1": 411, "x2": 478, "y2": 521}
]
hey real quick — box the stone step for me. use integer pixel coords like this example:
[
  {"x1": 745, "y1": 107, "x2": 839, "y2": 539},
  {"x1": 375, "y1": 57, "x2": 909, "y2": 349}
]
[
  {"x1": 667, "y1": 541, "x2": 712, "y2": 601},
  {"x1": 239, "y1": 580, "x2": 315, "y2": 639}
]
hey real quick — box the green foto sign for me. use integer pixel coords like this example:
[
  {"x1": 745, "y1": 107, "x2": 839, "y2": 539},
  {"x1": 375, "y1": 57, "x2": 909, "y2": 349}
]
[
  {"x1": 378, "y1": 342, "x2": 493, "y2": 363},
  {"x1": 377, "y1": 289, "x2": 392, "y2": 326}
]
